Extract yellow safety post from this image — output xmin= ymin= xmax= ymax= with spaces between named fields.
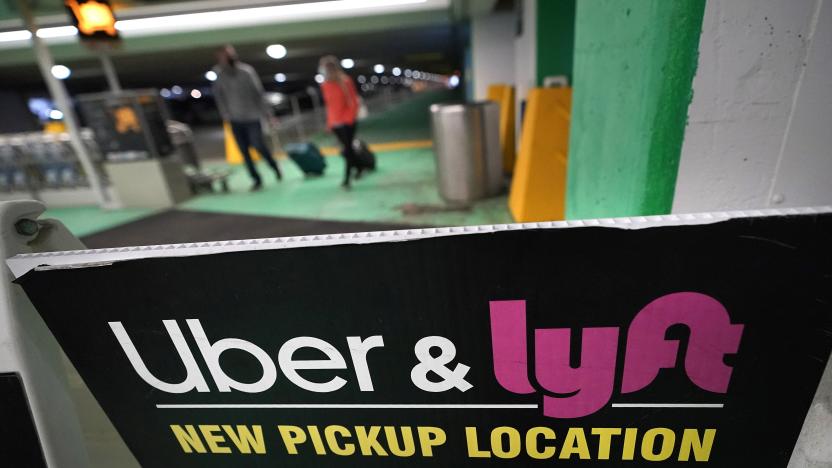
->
xmin=508 ymin=87 xmax=572 ymax=222
xmin=223 ymin=121 xmax=261 ymax=164
xmin=486 ymin=84 xmax=516 ymax=173
xmin=43 ymin=121 xmax=67 ymax=133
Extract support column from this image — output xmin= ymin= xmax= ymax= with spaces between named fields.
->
xmin=470 ymin=11 xmax=515 ymax=101
xmin=18 ymin=0 xmax=109 ymax=207
xmin=99 ymin=53 xmax=122 ymax=93
xmin=673 ymin=0 xmax=832 ymax=212
xmin=565 ymin=0 xmax=705 ymax=219
xmin=536 ymin=0 xmax=575 ymax=85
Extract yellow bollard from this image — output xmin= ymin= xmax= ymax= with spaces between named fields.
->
xmin=508 ymin=87 xmax=572 ymax=222
xmin=43 ymin=121 xmax=67 ymax=133
xmin=223 ymin=121 xmax=261 ymax=165
xmin=486 ymin=84 xmax=516 ymax=174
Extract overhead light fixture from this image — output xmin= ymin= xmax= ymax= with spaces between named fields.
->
xmin=404 ymin=69 xmax=412 ymax=77
xmin=340 ymin=58 xmax=355 ymax=69
xmin=160 ymin=88 xmax=172 ymax=98
xmin=373 ymin=64 xmax=385 ymax=74
xmin=204 ymin=70 xmax=217 ymax=81
xmin=114 ymin=0 xmax=429 ymax=33
xmin=171 ymin=85 xmax=183 ymax=95
xmin=0 ymin=25 xmax=77 ymax=43
xmin=448 ymin=75 xmax=460 ymax=88
xmin=275 ymin=73 xmax=287 ymax=83
xmin=190 ymin=89 xmax=202 ymax=99
xmin=315 ymin=74 xmax=325 ymax=84
xmin=36 ymin=26 xmax=78 ymax=38
xmin=357 ymin=75 xmax=366 ymax=83
xmin=49 ymin=109 xmax=64 ymax=120
xmin=392 ymin=67 xmax=401 ymax=76
xmin=0 ymin=30 xmax=32 ymax=42
xmin=0 ymin=0 xmax=437 ymax=46
xmin=51 ymin=65 xmax=71 ymax=80
xmin=266 ymin=44 xmax=287 ymax=59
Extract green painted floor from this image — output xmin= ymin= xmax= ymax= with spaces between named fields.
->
xmin=41 ymin=90 xmax=513 ymax=238
xmin=310 ymin=89 xmax=461 ymax=147
xmin=183 ymin=147 xmax=511 ymax=227
xmin=43 ymin=147 xmax=512 ymax=238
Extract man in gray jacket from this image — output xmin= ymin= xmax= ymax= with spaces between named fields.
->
xmin=213 ymin=45 xmax=282 ymax=191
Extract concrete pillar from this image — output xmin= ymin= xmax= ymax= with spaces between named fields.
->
xmin=536 ymin=0 xmax=575 ymax=85
xmin=514 ymin=0 xmax=537 ymax=140
xmin=673 ymin=0 xmax=832 ymax=213
xmin=470 ymin=12 xmax=515 ymax=101
xmin=565 ymin=0 xmax=705 ymax=219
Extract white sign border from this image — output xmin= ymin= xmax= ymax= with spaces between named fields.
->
xmin=6 ymin=206 xmax=831 ymax=280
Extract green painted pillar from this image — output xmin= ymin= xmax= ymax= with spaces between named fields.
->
xmin=565 ymin=0 xmax=705 ymax=219
xmin=536 ymin=0 xmax=576 ymax=85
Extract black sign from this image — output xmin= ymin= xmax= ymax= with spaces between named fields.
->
xmin=16 ymin=213 xmax=832 ymax=466
xmin=78 ymin=92 xmax=173 ymax=160
xmin=0 ymin=373 xmax=47 ymax=468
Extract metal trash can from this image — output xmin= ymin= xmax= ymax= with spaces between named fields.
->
xmin=430 ymin=101 xmax=503 ymax=205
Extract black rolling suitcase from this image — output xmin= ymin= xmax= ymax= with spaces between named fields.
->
xmin=285 ymin=142 xmax=326 ymax=176
xmin=352 ymin=139 xmax=376 ymax=171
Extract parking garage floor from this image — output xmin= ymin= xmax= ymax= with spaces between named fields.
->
xmin=43 ymin=92 xmax=513 ymax=247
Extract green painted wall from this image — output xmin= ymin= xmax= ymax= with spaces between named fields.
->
xmin=536 ymin=0 xmax=575 ymax=84
xmin=565 ymin=0 xmax=705 ymax=219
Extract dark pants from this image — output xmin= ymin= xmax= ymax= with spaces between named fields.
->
xmin=332 ymin=123 xmax=357 ymax=186
xmin=230 ymin=120 xmax=281 ymax=184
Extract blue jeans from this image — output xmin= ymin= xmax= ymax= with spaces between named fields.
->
xmin=230 ymin=120 xmax=280 ymax=183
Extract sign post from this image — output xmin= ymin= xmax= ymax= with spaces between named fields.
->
xmin=99 ymin=53 xmax=122 ymax=93
xmin=16 ymin=0 xmax=109 ymax=207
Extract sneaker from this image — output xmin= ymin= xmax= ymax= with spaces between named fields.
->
xmin=275 ymin=169 xmax=283 ymax=181
xmin=250 ymin=181 xmax=263 ymax=192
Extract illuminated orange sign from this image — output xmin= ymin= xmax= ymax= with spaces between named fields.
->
xmin=113 ymin=106 xmax=140 ymax=133
xmin=65 ymin=0 xmax=120 ymax=41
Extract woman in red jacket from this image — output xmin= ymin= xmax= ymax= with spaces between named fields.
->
xmin=319 ymin=55 xmax=361 ymax=188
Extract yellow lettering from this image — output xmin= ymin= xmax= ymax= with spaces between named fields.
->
xmin=307 ymin=425 xmax=327 ymax=455
xmin=622 ymin=428 xmax=638 ymax=460
xmin=170 ymin=425 xmax=206 ymax=454
xmin=491 ymin=426 xmax=521 ymax=458
xmin=277 ymin=425 xmax=307 ymax=455
xmin=679 ymin=428 xmax=715 ymax=462
xmin=465 ymin=427 xmax=490 ymax=458
xmin=558 ymin=427 xmax=590 ymax=460
xmin=356 ymin=426 xmax=388 ymax=456
xmin=417 ymin=426 xmax=446 ymax=457
xmin=526 ymin=427 xmax=556 ymax=459
xmin=385 ymin=426 xmax=416 ymax=457
xmin=591 ymin=427 xmax=622 ymax=460
xmin=221 ymin=425 xmax=265 ymax=454
xmin=199 ymin=425 xmax=231 ymax=454
xmin=641 ymin=428 xmax=675 ymax=461
xmin=325 ymin=425 xmax=355 ymax=456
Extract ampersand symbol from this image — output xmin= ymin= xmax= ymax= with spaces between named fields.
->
xmin=410 ymin=336 xmax=473 ymax=392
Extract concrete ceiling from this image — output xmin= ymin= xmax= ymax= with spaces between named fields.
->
xmin=0 ymin=0 xmax=488 ymax=94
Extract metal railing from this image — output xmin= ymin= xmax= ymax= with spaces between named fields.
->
xmin=0 ymin=130 xmax=106 ymax=196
